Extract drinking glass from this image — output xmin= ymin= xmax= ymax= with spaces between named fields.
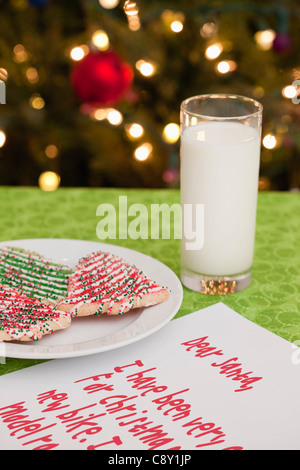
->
xmin=180 ymin=94 xmax=263 ymax=294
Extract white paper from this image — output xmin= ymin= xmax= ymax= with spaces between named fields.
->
xmin=0 ymin=302 xmax=300 ymax=450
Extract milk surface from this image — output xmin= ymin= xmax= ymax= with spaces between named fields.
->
xmin=181 ymin=121 xmax=260 ymax=276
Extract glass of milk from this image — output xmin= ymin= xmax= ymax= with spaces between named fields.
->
xmin=180 ymin=94 xmax=263 ymax=294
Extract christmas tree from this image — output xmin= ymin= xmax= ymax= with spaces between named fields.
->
xmin=0 ymin=0 xmax=299 ymax=191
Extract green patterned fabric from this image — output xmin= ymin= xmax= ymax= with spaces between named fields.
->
xmin=0 ymin=187 xmax=299 ymax=375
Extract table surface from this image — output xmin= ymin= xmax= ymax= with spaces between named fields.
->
xmin=0 ymin=187 xmax=299 ymax=376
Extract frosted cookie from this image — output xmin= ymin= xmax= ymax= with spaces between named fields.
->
xmin=0 ymin=246 xmax=72 ymax=302
xmin=58 ymin=250 xmax=169 ymax=316
xmin=0 ymin=285 xmax=71 ymax=342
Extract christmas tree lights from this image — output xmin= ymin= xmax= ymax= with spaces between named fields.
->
xmin=0 ymin=0 xmax=298 ymax=191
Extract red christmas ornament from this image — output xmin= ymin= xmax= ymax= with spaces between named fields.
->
xmin=71 ymin=51 xmax=133 ymax=106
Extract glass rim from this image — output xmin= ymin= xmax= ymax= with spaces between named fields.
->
xmin=180 ymin=93 xmax=263 ymax=120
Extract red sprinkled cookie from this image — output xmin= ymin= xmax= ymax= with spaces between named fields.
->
xmin=0 ymin=285 xmax=71 ymax=342
xmin=58 ymin=251 xmax=169 ymax=316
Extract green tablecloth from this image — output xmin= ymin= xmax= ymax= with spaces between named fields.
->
xmin=0 ymin=187 xmax=299 ymax=375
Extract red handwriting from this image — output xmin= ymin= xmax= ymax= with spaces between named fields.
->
xmin=0 ymin=397 xmax=123 ymax=450
xmin=181 ymin=336 xmax=263 ymax=392
xmin=36 ymin=391 xmax=123 ymax=450
xmin=37 ymin=390 xmax=70 ymax=412
xmin=75 ymin=360 xmax=243 ymax=450
xmin=0 ymin=357 xmax=245 ymax=450
xmin=0 ymin=402 xmax=59 ymax=450
xmin=182 ymin=336 xmax=224 ymax=358
xmin=55 ymin=403 xmax=105 ymax=443
xmin=126 ymin=367 xmax=192 ymax=421
xmin=99 ymin=394 xmax=180 ymax=450
xmin=182 ymin=416 xmax=227 ymax=448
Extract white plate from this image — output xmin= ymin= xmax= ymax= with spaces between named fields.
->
xmin=0 ymin=239 xmax=183 ymax=360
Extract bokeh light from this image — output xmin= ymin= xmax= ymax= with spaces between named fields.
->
xmin=170 ymin=20 xmax=184 ymax=33
xmin=205 ymin=43 xmax=223 ymax=59
xmin=282 ymin=85 xmax=297 ymax=99
xmin=126 ymin=123 xmax=144 ymax=139
xmin=26 ymin=67 xmax=39 ymax=84
xmin=162 ymin=123 xmax=180 ymax=143
xmin=70 ymin=46 xmax=89 ymax=61
xmin=263 ymin=134 xmax=277 ymax=149
xmin=92 ymin=30 xmax=110 ymax=51
xmin=99 ymin=0 xmax=120 ymax=9
xmin=216 ymin=60 xmax=237 ymax=74
xmin=0 ymin=131 xmax=6 ymax=148
xmin=29 ymin=94 xmax=45 ymax=110
xmin=254 ymin=29 xmax=276 ymax=50
xmin=107 ymin=109 xmax=123 ymax=125
xmin=38 ymin=171 xmax=61 ymax=191
xmin=45 ymin=145 xmax=59 ymax=159
xmin=136 ymin=60 xmax=155 ymax=77
xmin=134 ymin=143 xmax=153 ymax=161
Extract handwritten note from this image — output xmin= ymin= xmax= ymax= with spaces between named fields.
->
xmin=0 ymin=302 xmax=300 ymax=450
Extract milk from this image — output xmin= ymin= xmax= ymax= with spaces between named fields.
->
xmin=181 ymin=121 xmax=261 ymax=276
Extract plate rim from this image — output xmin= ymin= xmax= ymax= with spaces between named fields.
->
xmin=0 ymin=238 xmax=183 ymax=360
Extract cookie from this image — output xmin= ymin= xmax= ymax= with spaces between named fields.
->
xmin=0 ymin=285 xmax=71 ymax=342
xmin=58 ymin=250 xmax=169 ymax=316
xmin=0 ymin=246 xmax=72 ymax=302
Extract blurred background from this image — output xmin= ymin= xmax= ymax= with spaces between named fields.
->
xmin=0 ymin=0 xmax=299 ymax=192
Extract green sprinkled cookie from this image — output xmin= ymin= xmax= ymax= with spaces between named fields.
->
xmin=0 ymin=246 xmax=72 ymax=303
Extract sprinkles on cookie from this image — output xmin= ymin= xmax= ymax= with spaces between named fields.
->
xmin=58 ymin=250 xmax=169 ymax=316
xmin=0 ymin=246 xmax=72 ymax=302
xmin=0 ymin=285 xmax=71 ymax=342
